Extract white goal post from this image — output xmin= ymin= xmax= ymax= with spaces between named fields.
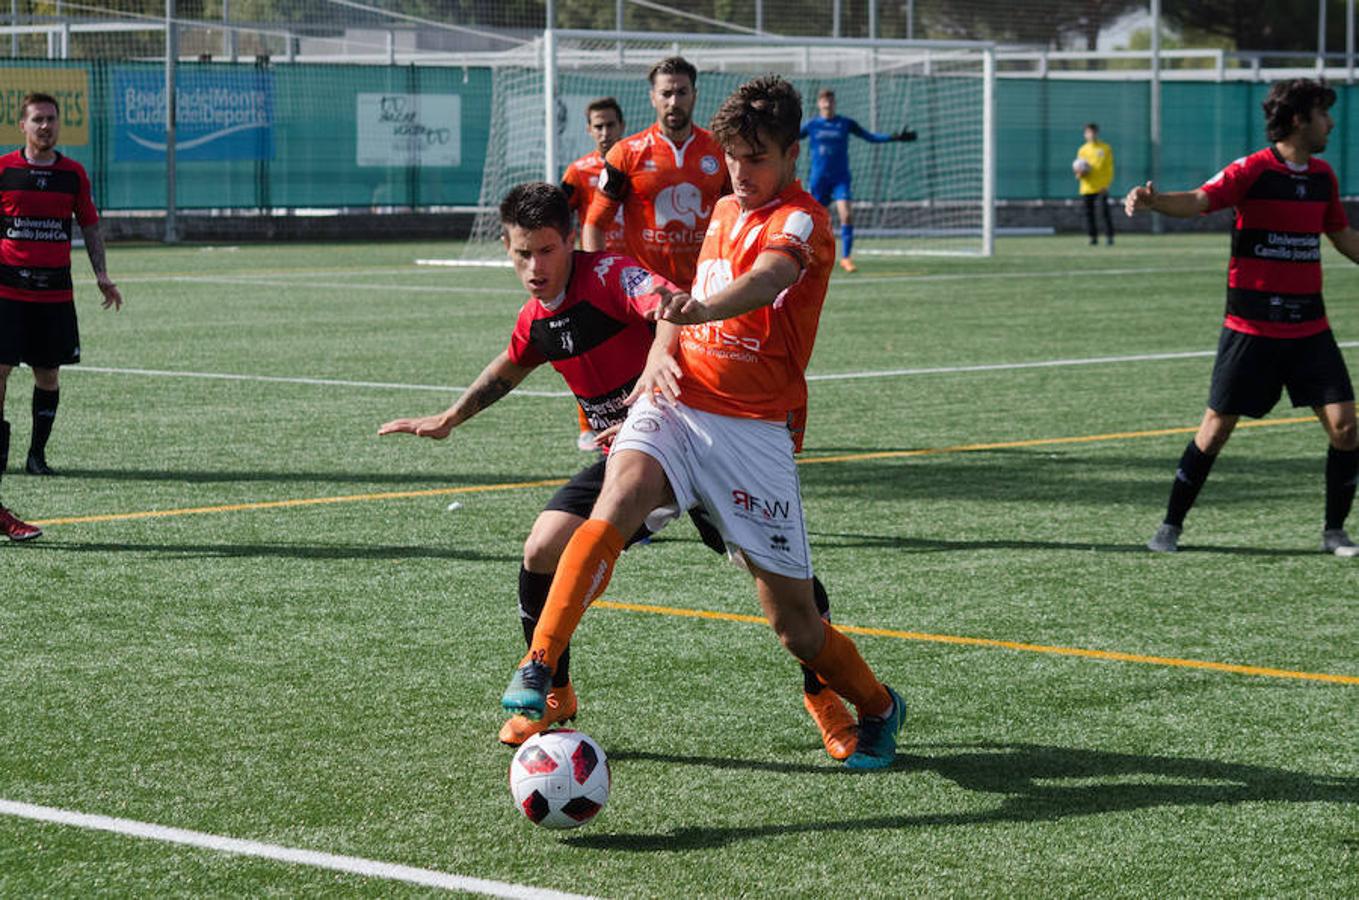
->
xmin=458 ymin=29 xmax=995 ymax=264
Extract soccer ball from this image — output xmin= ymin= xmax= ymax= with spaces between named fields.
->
xmin=508 ymin=730 xmax=610 ymax=829
xmin=1072 ymin=157 xmax=1091 ymax=176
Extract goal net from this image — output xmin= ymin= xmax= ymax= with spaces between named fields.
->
xmin=460 ymin=29 xmax=995 ymax=265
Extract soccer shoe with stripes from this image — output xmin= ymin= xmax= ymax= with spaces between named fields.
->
xmin=1321 ymin=529 xmax=1359 ymax=558
xmin=498 ymin=683 xmax=578 ymax=746
xmin=844 ymin=685 xmax=905 ymax=770
xmin=0 ymin=505 xmax=42 ymax=542
xmin=501 ymin=656 xmax=552 ymax=720
xmin=1146 ymin=523 xmax=1181 ymax=553
xmin=838 ymin=257 xmax=858 ymax=273
xmin=803 ymin=689 xmax=858 ymax=760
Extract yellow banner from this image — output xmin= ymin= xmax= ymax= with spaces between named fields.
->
xmin=0 ymin=68 xmax=90 ymax=146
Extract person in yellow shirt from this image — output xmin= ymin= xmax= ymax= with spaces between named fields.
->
xmin=1074 ymin=122 xmax=1114 ymax=245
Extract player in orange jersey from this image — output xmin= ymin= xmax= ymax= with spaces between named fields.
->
xmin=504 ymin=75 xmax=904 ymax=770
xmin=582 ymin=56 xmax=729 ymax=291
xmin=562 ymin=96 xmax=628 ymax=449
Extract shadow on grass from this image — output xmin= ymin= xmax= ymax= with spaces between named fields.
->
xmin=27 ymin=540 xmax=517 ymax=563
xmin=799 ymin=449 xmax=1324 ymax=507
xmin=572 ymin=741 xmax=1356 ymax=850
xmin=806 ymin=530 xmax=1313 ymax=557
xmin=45 ymin=467 xmax=563 ymax=488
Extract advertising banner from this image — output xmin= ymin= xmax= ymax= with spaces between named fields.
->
xmin=113 ymin=68 xmax=274 ymax=162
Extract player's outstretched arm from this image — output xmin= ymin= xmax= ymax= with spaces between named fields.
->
xmin=1124 ymin=181 xmax=1209 ymax=219
xmin=81 ymin=223 xmax=122 ymax=310
xmin=1326 ymin=227 xmax=1359 ymax=265
xmin=378 ymin=351 xmax=533 ymax=439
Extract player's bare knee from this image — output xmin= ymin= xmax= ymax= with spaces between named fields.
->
xmin=523 ymin=514 xmax=578 ymax=570
xmin=1330 ymin=418 xmax=1358 ymax=450
xmin=31 ymin=367 xmax=59 ymax=391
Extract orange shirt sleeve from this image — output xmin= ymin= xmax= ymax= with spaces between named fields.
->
xmin=584 ymin=144 xmax=627 ymax=229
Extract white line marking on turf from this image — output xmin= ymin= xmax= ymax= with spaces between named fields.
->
xmin=62 ymin=341 xmax=1359 ymax=396
xmin=806 ymin=342 xmax=1359 ymax=381
xmin=0 ymin=799 xmax=595 ymax=899
xmin=70 ymin=366 xmax=573 ymax=398
xmin=110 ymin=274 xmax=521 ymax=296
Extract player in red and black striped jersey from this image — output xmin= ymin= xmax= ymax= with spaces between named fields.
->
xmin=0 ymin=92 xmax=122 ymax=542
xmin=1126 ymin=78 xmax=1359 ymax=556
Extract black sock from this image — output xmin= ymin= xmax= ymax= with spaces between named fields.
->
xmin=1164 ymin=440 xmax=1217 ymax=528
xmin=0 ymin=418 xmax=8 ymax=486
xmin=30 ymin=387 xmax=58 ymax=458
xmin=519 ymin=566 xmax=570 ymax=688
xmin=1325 ymin=446 xmax=1359 ymax=531
xmin=802 ymin=576 xmax=832 ymax=694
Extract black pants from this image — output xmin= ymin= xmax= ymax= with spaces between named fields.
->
xmin=1083 ymin=192 xmax=1114 ymax=242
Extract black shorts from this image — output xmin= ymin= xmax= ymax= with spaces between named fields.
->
xmin=544 ymin=457 xmax=727 ymax=555
xmin=1208 ymin=326 xmax=1354 ymax=418
xmin=0 ymin=298 xmax=81 ymax=368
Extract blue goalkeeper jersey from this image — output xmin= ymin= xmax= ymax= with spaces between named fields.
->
xmin=800 ymin=115 xmax=893 ymax=184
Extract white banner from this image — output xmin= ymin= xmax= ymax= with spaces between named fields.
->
xmin=356 ymin=93 xmax=460 ymax=168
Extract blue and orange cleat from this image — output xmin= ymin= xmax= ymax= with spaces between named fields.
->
xmin=499 ymin=682 xmax=578 ymax=746
xmin=501 ymin=654 xmax=551 ymax=720
xmin=844 ymin=685 xmax=904 ymax=770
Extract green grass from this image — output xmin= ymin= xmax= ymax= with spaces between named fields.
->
xmin=1 ymin=234 xmax=1356 ymax=897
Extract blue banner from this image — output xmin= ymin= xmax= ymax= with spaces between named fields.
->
xmin=113 ymin=68 xmax=274 ymax=162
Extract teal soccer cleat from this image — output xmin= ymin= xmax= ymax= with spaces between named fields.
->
xmin=844 ymin=685 xmax=904 ymax=770
xmin=501 ymin=657 xmax=552 ymax=720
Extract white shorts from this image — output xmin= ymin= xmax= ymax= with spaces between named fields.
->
xmin=613 ymin=393 xmax=812 ymax=579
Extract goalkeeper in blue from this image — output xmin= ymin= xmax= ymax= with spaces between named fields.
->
xmin=800 ymin=87 xmax=916 ymax=272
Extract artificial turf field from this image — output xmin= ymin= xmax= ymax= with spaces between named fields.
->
xmin=0 ymin=233 xmax=1355 ymax=897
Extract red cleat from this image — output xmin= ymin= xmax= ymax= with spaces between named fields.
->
xmin=0 ymin=505 xmax=42 ymax=542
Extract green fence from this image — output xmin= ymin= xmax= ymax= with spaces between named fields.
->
xmin=1 ymin=59 xmax=1353 ymax=212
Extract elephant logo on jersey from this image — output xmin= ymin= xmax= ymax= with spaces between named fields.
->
xmin=653 ymin=182 xmax=711 ymax=228
xmin=692 ymin=258 xmax=733 ymax=302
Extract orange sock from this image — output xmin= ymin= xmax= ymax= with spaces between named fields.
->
xmin=528 ymin=519 xmax=625 ymax=672
xmin=806 ymin=622 xmax=891 ymax=718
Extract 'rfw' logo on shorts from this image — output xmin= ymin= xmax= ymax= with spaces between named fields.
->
xmin=653 ymin=182 xmax=710 ymax=228
xmin=732 ymin=489 xmax=791 ymax=520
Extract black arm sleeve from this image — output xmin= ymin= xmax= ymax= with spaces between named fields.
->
xmin=598 ymin=162 xmax=631 ymax=202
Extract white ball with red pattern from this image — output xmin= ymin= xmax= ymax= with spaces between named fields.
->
xmin=508 ymin=729 xmax=610 ymax=829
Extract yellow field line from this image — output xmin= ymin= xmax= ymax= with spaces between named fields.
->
xmin=30 ymin=416 xmax=1315 ymax=527
xmin=798 ymin=415 xmax=1315 ymax=465
xmin=594 ymin=600 xmax=1359 ymax=686
xmin=31 ymin=478 xmax=570 ymax=526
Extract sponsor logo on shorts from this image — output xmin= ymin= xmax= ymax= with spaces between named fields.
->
xmin=631 ymin=414 xmax=662 ymax=433
xmin=770 ymin=534 xmax=790 ymax=552
xmin=700 ymin=154 xmax=719 ymax=175
xmin=731 ymin=488 xmax=791 ymax=520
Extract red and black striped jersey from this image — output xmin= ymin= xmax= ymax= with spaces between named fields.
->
xmin=0 ymin=149 xmax=98 ymax=304
xmin=1200 ymin=147 xmax=1347 ymax=338
xmin=506 ymin=251 xmax=678 ymax=432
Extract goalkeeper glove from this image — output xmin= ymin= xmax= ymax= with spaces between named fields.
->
xmin=893 ymin=128 xmax=918 ymax=142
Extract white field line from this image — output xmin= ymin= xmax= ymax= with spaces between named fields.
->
xmin=0 ymin=799 xmax=595 ymax=899
xmin=106 ymin=274 xmax=521 ymax=296
xmin=69 ymin=366 xmax=573 ymax=398
xmin=806 ymin=342 xmax=1358 ymax=381
xmin=66 ymin=341 xmax=1359 ymax=396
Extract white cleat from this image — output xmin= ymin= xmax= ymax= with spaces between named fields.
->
xmin=1146 ymin=523 xmax=1181 ymax=553
xmin=1321 ymin=529 xmax=1359 ymax=558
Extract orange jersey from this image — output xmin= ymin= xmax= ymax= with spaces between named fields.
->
xmin=677 ymin=181 xmax=834 ymax=425
xmin=562 ymin=151 xmax=625 ymax=254
xmin=585 ymin=123 xmax=729 ymax=290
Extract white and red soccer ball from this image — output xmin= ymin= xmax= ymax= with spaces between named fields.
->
xmin=508 ymin=730 xmax=610 ymax=829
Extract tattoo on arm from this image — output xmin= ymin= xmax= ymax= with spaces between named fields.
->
xmin=83 ymin=224 xmax=108 ymax=277
xmin=467 ymin=375 xmax=514 ymax=413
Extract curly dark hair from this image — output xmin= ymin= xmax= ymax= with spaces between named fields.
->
xmin=499 ymin=182 xmax=572 ymax=240
xmin=710 ymin=75 xmax=802 ymax=153
xmin=1263 ymin=78 xmax=1336 ymax=142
